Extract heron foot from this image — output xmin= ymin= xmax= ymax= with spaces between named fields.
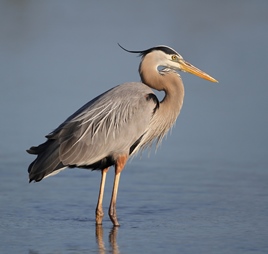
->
xmin=96 ymin=209 xmax=104 ymax=225
xmin=109 ymin=207 xmax=120 ymax=226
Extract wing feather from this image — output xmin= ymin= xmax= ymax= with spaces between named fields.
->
xmin=49 ymin=82 xmax=156 ymax=167
xmin=28 ymin=82 xmax=159 ymax=181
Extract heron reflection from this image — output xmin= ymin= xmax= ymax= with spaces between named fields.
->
xmin=96 ymin=225 xmax=119 ymax=254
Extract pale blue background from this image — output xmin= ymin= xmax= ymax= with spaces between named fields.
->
xmin=0 ymin=1 xmax=267 ymax=253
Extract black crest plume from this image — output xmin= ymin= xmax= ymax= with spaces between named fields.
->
xmin=118 ymin=43 xmax=179 ymax=57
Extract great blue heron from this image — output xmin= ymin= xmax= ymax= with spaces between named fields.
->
xmin=27 ymin=44 xmax=218 ymax=226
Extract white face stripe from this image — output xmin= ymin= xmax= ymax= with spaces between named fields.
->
xmin=154 ymin=45 xmax=183 ymax=59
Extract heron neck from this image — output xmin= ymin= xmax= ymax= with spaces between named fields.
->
xmin=140 ymin=62 xmax=185 ymax=119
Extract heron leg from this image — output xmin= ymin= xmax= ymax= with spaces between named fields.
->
xmin=96 ymin=167 xmax=109 ymax=225
xmin=109 ymin=155 xmax=128 ymax=226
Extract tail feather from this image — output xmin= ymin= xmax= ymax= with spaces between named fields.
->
xmin=27 ymin=141 xmax=50 ymax=155
xmin=27 ymin=139 xmax=66 ymax=182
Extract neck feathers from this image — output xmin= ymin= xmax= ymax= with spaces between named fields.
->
xmin=138 ymin=53 xmax=185 ymax=148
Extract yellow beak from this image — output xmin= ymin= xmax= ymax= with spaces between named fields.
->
xmin=179 ymin=59 xmax=218 ymax=83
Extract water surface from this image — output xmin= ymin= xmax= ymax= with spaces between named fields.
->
xmin=1 ymin=1 xmax=268 ymax=253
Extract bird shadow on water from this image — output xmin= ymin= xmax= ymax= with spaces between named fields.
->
xmin=95 ymin=225 xmax=120 ymax=254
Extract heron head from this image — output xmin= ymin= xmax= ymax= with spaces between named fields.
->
xmin=118 ymin=43 xmax=218 ymax=83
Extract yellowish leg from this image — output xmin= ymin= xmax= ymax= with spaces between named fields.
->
xmin=109 ymin=172 xmax=121 ymax=226
xmin=96 ymin=168 xmax=109 ymax=225
xmin=108 ymin=155 xmax=128 ymax=226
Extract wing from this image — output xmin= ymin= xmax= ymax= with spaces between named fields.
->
xmin=46 ymin=82 xmax=158 ymax=167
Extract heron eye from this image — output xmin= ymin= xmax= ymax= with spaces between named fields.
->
xmin=171 ymin=55 xmax=177 ymax=60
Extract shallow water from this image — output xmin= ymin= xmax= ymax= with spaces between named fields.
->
xmin=1 ymin=1 xmax=268 ymax=253
xmin=1 ymin=158 xmax=268 ymax=253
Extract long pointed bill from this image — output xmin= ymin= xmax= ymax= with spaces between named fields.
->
xmin=179 ymin=59 xmax=218 ymax=83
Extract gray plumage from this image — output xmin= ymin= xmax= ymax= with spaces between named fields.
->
xmin=27 ymin=44 xmax=218 ymax=226
xmin=28 ymin=83 xmax=156 ymax=181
